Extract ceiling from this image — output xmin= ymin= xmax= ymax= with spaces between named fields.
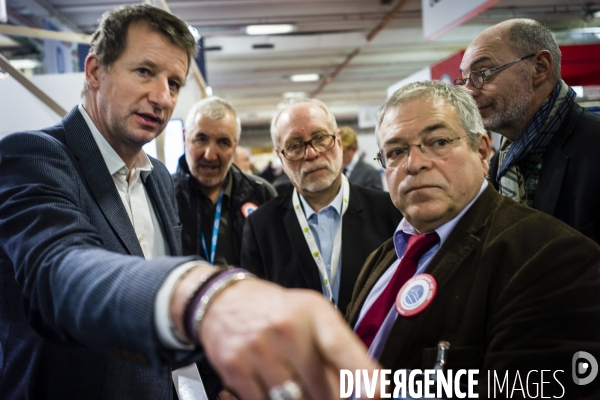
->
xmin=2 ymin=0 xmax=600 ymax=144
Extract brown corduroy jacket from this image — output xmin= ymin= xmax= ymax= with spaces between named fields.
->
xmin=347 ymin=183 xmax=600 ymax=398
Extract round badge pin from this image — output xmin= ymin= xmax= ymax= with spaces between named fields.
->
xmin=396 ymin=273 xmax=437 ymax=317
xmin=241 ymin=202 xmax=259 ymax=218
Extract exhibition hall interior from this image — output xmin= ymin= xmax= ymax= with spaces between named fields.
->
xmin=1 ymin=0 xmax=600 ymax=169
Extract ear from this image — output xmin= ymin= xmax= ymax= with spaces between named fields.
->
xmin=85 ymin=54 xmax=102 ymax=91
xmin=476 ymin=133 xmax=492 ymax=176
xmin=531 ymin=50 xmax=553 ymax=87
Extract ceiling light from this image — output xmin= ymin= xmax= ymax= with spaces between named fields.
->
xmin=245 ymin=24 xmax=295 ymax=35
xmin=283 ymin=91 xmax=307 ymax=99
xmin=205 ymin=86 xmax=213 ymax=96
xmin=290 ymin=73 xmax=319 ymax=82
xmin=9 ymin=59 xmax=42 ymax=69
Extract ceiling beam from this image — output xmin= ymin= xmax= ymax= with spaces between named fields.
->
xmin=0 ymin=52 xmax=67 ymax=117
xmin=0 ymin=24 xmax=91 ymax=43
xmin=310 ymin=0 xmax=410 ymax=98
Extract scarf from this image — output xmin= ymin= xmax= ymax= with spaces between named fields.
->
xmin=497 ymin=80 xmax=576 ymax=205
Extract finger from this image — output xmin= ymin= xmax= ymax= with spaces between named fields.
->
xmin=270 ymin=291 xmax=339 ymax=400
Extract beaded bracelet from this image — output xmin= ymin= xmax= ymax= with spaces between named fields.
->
xmin=185 ymin=268 xmax=255 ymax=345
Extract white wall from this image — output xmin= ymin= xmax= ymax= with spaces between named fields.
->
xmin=0 ymin=72 xmax=203 ymax=139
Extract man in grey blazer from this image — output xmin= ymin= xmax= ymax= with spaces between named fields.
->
xmin=340 ymin=126 xmax=384 ymax=190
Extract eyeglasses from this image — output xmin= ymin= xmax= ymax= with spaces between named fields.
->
xmin=280 ymin=133 xmax=336 ymax=161
xmin=375 ymin=136 xmax=464 ymax=169
xmin=454 ymin=53 xmax=536 ymax=89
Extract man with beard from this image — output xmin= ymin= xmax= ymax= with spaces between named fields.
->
xmin=457 ymin=18 xmax=600 ymax=244
xmin=174 ymin=97 xmax=276 ymax=267
xmin=240 ymin=98 xmax=401 ymax=315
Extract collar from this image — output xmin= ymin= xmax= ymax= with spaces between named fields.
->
xmin=223 ymin=170 xmax=233 ymax=200
xmin=393 ymin=179 xmax=488 ymax=258
xmin=78 ymin=104 xmax=153 ymax=181
xmin=298 ymin=177 xmax=344 ymax=219
xmin=345 ymin=153 xmax=360 ymax=175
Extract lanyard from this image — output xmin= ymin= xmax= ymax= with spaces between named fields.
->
xmin=292 ymin=175 xmax=350 ymax=303
xmin=201 ymin=188 xmax=224 ymax=265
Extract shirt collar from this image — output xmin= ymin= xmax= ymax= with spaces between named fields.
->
xmin=78 ymin=104 xmax=153 ymax=181
xmin=393 ymin=179 xmax=488 ymax=258
xmin=345 ymin=153 xmax=360 ymax=175
xmin=298 ymin=177 xmax=345 ymax=219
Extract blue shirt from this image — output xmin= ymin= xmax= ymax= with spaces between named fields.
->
xmin=354 ymin=180 xmax=488 ymax=361
xmin=298 ymin=182 xmax=344 ymax=305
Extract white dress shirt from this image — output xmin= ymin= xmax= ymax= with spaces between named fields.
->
xmin=78 ymin=105 xmax=195 ymax=349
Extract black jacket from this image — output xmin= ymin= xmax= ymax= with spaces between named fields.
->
xmin=173 ymin=155 xmax=276 ymax=266
xmin=489 ymin=102 xmax=600 ymax=244
xmin=172 ymin=156 xmax=276 ymax=399
xmin=241 ymin=183 xmax=402 ymax=315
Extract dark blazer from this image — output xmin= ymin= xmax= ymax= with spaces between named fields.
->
xmin=348 ymin=158 xmax=383 ymax=190
xmin=0 ymin=107 xmax=202 ymax=400
xmin=489 ymin=102 xmax=600 ymax=244
xmin=347 ymin=184 xmax=600 ymax=398
xmin=241 ymin=183 xmax=402 ymax=315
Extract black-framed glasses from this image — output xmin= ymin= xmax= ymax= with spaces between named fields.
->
xmin=454 ymin=53 xmax=536 ymax=89
xmin=280 ymin=133 xmax=336 ymax=161
xmin=374 ymin=136 xmax=464 ymax=169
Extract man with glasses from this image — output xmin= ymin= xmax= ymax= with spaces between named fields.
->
xmin=457 ymin=18 xmax=600 ymax=244
xmin=344 ymin=80 xmax=600 ymax=398
xmin=240 ymin=98 xmax=401 ymax=315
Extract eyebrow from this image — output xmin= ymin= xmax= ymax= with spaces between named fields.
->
xmin=382 ymin=122 xmax=451 ymax=146
xmin=460 ymin=55 xmax=493 ymax=73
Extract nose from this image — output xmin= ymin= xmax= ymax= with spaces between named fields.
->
xmin=202 ymin=141 xmax=219 ymax=161
xmin=304 ymin=143 xmax=320 ymax=160
xmin=404 ymin=144 xmax=431 ymax=175
xmin=148 ymin=78 xmax=173 ymax=111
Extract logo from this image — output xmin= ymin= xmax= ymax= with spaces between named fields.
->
xmin=241 ymin=202 xmax=258 ymax=218
xmin=396 ymin=274 xmax=437 ymax=317
xmin=572 ymin=351 xmax=598 ymax=385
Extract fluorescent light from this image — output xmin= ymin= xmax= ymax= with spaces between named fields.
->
xmin=245 ymin=24 xmax=295 ymax=35
xmin=290 ymin=73 xmax=319 ymax=82
xmin=283 ymin=91 xmax=307 ymax=99
xmin=10 ymin=59 xmax=42 ymax=69
xmin=205 ymin=86 xmax=213 ymax=96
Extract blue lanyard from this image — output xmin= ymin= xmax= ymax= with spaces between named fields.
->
xmin=201 ymin=188 xmax=224 ymax=265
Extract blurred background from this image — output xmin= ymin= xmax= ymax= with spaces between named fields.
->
xmin=1 ymin=0 xmax=600 ymax=173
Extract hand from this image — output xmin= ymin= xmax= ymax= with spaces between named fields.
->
xmin=198 ymin=278 xmax=380 ymax=400
xmin=217 ymin=388 xmax=238 ymax=400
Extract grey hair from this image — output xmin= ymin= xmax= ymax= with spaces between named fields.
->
xmin=506 ymin=19 xmax=561 ymax=82
xmin=375 ymin=80 xmax=486 ymax=149
xmin=185 ymin=96 xmax=242 ymax=142
xmin=270 ymin=98 xmax=338 ymax=148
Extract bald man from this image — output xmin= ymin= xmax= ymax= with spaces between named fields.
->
xmin=458 ymin=18 xmax=600 ymax=244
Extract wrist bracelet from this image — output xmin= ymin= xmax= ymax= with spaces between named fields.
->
xmin=182 ymin=267 xmax=226 ymax=343
xmin=186 ymin=268 xmax=255 ymax=345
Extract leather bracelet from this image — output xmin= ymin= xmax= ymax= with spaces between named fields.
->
xmin=186 ymin=268 xmax=255 ymax=345
xmin=182 ymin=267 xmax=226 ymax=344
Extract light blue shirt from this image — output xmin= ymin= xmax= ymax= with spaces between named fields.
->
xmin=298 ymin=182 xmax=344 ymax=305
xmin=354 ymin=180 xmax=488 ymax=361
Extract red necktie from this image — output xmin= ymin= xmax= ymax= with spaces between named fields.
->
xmin=355 ymin=232 xmax=440 ymax=348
